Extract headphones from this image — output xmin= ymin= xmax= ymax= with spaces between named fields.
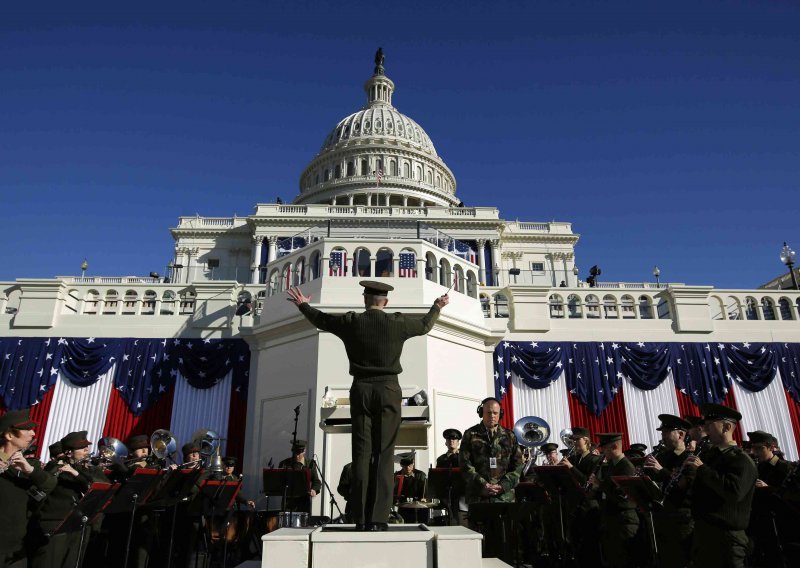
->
xmin=476 ymin=397 xmax=504 ymax=419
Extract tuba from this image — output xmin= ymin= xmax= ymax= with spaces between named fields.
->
xmin=513 ymin=416 xmax=551 ymax=475
xmin=151 ymin=429 xmax=178 ymax=462
xmin=560 ymin=428 xmax=576 ymax=459
xmin=96 ymin=437 xmax=129 ymax=467
xmin=191 ymin=428 xmax=224 ymax=473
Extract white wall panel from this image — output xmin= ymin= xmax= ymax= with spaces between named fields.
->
xmin=733 ymin=372 xmax=797 ymax=461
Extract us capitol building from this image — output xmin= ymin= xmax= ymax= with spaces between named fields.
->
xmin=2 ymin=52 xmax=799 ymax=509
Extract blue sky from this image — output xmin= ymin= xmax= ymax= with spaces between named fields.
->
xmin=1 ymin=0 xmax=798 ymax=288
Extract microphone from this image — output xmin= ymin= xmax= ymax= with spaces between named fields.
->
xmin=294 ymin=403 xmax=302 ymax=414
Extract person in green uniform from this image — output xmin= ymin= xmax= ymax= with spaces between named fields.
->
xmin=684 ymin=403 xmax=757 ymax=568
xmin=436 ymin=429 xmax=462 ymax=469
xmin=337 ymin=462 xmax=354 ymax=522
xmin=587 ymin=432 xmax=639 ymax=567
xmin=30 ymin=431 xmax=110 ymax=568
xmin=0 ymin=409 xmax=56 ymax=568
xmin=643 ymin=413 xmax=695 ymax=568
xmin=278 ymin=440 xmax=321 ymax=513
xmin=394 ymin=452 xmax=426 ymax=501
xmin=287 ymin=282 xmax=447 ymax=531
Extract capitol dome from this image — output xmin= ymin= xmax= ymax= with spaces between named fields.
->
xmin=295 ymin=52 xmax=458 ymax=207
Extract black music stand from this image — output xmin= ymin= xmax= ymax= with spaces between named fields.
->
xmin=105 ymin=469 xmax=164 ymax=568
xmin=613 ymin=475 xmax=664 ymax=567
xmin=192 ymin=480 xmax=241 ymax=568
xmin=263 ymin=468 xmax=310 ymax=517
xmin=533 ymin=465 xmax=583 ymax=561
xmin=148 ymin=468 xmax=203 ymax=568
xmin=52 ymin=482 xmax=118 ymax=568
xmin=428 ymin=467 xmax=463 ymax=525
xmin=468 ymin=502 xmax=516 ymax=565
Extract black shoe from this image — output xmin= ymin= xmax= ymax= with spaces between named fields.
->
xmin=354 ymin=523 xmax=367 ymax=531
xmin=368 ymin=522 xmax=389 ymax=531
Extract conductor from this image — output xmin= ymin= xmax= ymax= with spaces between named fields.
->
xmin=288 ymin=281 xmax=448 ymax=530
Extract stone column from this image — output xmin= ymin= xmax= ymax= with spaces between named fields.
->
xmin=184 ymin=248 xmax=193 ymax=283
xmin=490 ymin=240 xmax=501 ymax=287
xmin=370 ymin=256 xmax=376 ymax=278
xmin=477 ymin=239 xmax=487 ymax=284
xmin=268 ymin=236 xmax=279 ymax=267
xmin=251 ymin=236 xmax=263 ymax=284
xmin=349 ymin=194 xmax=354 ymax=206
xmin=403 ymin=196 xmax=408 ymax=206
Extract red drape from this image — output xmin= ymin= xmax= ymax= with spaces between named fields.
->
xmin=226 ymin=391 xmax=247 ymax=465
xmin=499 ymin=383 xmax=515 ymax=431
xmin=102 ymin=385 xmax=176 ymax=443
xmin=784 ymin=389 xmax=800 ymax=457
xmin=567 ymin=383 xmax=630 ymax=449
xmin=30 ymin=387 xmax=56 ymax=459
xmin=674 ymin=387 xmax=742 ymax=444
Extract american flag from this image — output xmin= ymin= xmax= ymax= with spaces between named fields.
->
xmin=329 ymin=251 xmax=347 ymax=276
xmin=452 ymin=240 xmax=478 ymax=265
xmin=376 ymin=168 xmax=383 ymax=186
xmin=399 ymin=252 xmax=417 ymax=277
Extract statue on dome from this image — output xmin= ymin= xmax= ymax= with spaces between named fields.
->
xmin=374 ymin=47 xmax=385 ymax=74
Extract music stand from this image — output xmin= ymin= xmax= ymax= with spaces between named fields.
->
xmin=192 ymin=480 xmax=241 ymax=567
xmin=52 ymin=482 xmax=118 ymax=568
xmin=468 ymin=502 xmax=516 ymax=565
xmin=533 ymin=465 xmax=583 ymax=561
xmin=147 ymin=468 xmax=204 ymax=568
xmin=262 ymin=468 xmax=310 ymax=514
xmin=613 ymin=475 xmax=664 ymax=566
xmin=427 ymin=467 xmax=463 ymax=525
xmin=104 ymin=469 xmax=164 ymax=568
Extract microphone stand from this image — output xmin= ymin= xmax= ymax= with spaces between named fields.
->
xmin=312 ymin=454 xmax=344 ymax=522
xmin=282 ymin=405 xmax=301 ymax=523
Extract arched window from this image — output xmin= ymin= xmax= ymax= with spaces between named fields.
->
xmin=122 ymin=290 xmax=138 ymax=315
xmin=282 ymin=264 xmax=292 ymax=290
xmin=745 ymin=297 xmax=759 ymax=320
xmin=103 ymin=290 xmax=119 ymax=314
xmin=708 ymin=296 xmax=725 ymax=320
xmin=354 ymin=248 xmax=371 ymax=277
xmin=567 ymin=294 xmax=582 ymax=318
xmin=310 ymin=251 xmax=321 ymax=280
xmin=161 ymin=291 xmax=176 ymax=314
xmin=294 ymin=257 xmax=305 ymax=285
xmin=315 ymin=173 xmax=319 ymax=185
xmin=84 ymin=290 xmax=100 ymax=315
xmin=603 ymin=295 xmax=618 ymax=318
xmin=761 ymin=297 xmax=776 ymax=320
xmin=415 ymin=166 xmax=422 ymax=180
xmin=179 ymin=290 xmax=196 ymax=315
xmin=268 ymin=269 xmax=280 ymax=294
xmin=425 ymin=171 xmax=432 ymax=184
xmin=549 ymin=294 xmax=565 ymax=319
xmin=466 ymin=271 xmax=478 ymax=298
xmin=376 ymin=160 xmax=383 ymax=173
xmin=425 ymin=252 xmax=437 ymax=282
xmin=435 ymin=174 xmax=441 ymax=188
xmin=389 ymin=160 xmax=397 ymax=176
xmin=453 ymin=265 xmax=465 ymax=293
xmin=439 ymin=258 xmax=452 ymax=288
xmin=324 ymin=168 xmax=330 ymax=181
xmin=639 ymin=295 xmax=654 ymax=319
xmin=329 ymin=248 xmax=347 ymax=277
xmin=361 ymin=159 xmax=369 ymax=175
xmin=142 ymin=290 xmax=157 ymax=315
xmin=334 ymin=164 xmax=341 ymax=179
xmin=346 ymin=162 xmax=355 ymax=176
xmin=403 ymin=162 xmax=411 ymax=178
xmin=585 ymin=295 xmax=600 ymax=318
xmin=621 ymin=295 xmax=635 ymax=318
xmin=726 ymin=296 xmax=742 ymax=320
xmin=376 ymin=249 xmax=393 ymax=277
xmin=779 ymin=298 xmax=794 ymax=320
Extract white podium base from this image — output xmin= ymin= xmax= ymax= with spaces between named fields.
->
xmin=260 ymin=524 xmax=506 ymax=568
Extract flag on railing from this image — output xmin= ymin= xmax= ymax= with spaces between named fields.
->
xmin=399 ymin=252 xmax=417 ymax=277
xmin=452 ymin=240 xmax=478 ymax=264
xmin=329 ymin=251 xmax=347 ymax=277
xmin=277 ymin=237 xmax=306 ymax=258
xmin=376 ymin=168 xmax=383 ymax=186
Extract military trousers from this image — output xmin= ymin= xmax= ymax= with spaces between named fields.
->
xmin=349 ymin=378 xmax=402 ymax=524
xmin=691 ymin=518 xmax=748 ymax=568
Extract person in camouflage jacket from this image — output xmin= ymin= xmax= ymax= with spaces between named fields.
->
xmin=459 ymin=397 xmax=523 ymax=504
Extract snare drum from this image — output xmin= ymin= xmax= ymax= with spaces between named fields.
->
xmin=278 ymin=511 xmax=308 ymax=528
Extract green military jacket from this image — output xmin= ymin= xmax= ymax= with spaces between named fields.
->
xmin=0 ymin=454 xmax=57 ymax=555
xmin=459 ymin=423 xmax=523 ymax=504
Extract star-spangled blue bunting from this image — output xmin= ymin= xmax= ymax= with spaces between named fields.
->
xmin=0 ymin=337 xmax=251 ymax=414
xmin=494 ymin=341 xmax=800 ymax=414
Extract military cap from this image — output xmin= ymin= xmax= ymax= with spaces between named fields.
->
xmin=127 ymin=434 xmax=149 ymax=451
xmin=657 ymin=414 xmax=692 ymax=431
xmin=442 ymin=428 xmax=462 ymax=440
xmin=541 ymin=442 xmax=559 ymax=453
xmin=559 ymin=448 xmax=571 ymax=456
xmin=182 ymin=441 xmax=200 ymax=456
xmin=359 ymin=280 xmax=394 ymax=297
xmin=570 ymin=426 xmax=590 ymax=439
xmin=596 ymin=433 xmax=623 ymax=447
xmin=747 ymin=430 xmax=775 ymax=445
xmin=61 ymin=431 xmax=92 ymax=450
xmin=49 ymin=441 xmax=63 ymax=457
xmin=629 ymin=443 xmax=648 ymax=453
xmin=683 ymin=415 xmax=704 ymax=427
xmin=0 ymin=409 xmax=36 ymax=432
xmin=699 ymin=403 xmax=742 ymax=423
xmin=291 ymin=439 xmax=307 ymax=451
xmin=625 ymin=448 xmax=646 ymax=459
xmin=397 ymin=451 xmax=415 ymax=466
xmin=223 ymin=456 xmax=238 ymax=466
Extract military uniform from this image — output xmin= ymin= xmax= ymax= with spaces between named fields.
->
xmin=278 ymin=451 xmax=322 ymax=513
xmin=690 ymin=404 xmax=757 ymax=568
xmin=394 ymin=467 xmax=427 ymax=501
xmin=0 ymin=410 xmax=57 ymax=567
xmin=436 ymin=452 xmax=459 ymax=469
xmin=295 ymin=281 xmax=441 ymax=526
xmin=563 ymin=427 xmax=602 ymax=564
xmin=337 ymin=462 xmax=354 ymax=521
xmin=459 ymin=422 xmax=523 ymax=504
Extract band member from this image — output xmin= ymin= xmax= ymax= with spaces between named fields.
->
xmin=0 ymin=409 xmax=56 ymax=567
xmin=684 ymin=415 xmax=706 ymax=453
xmin=624 ymin=442 xmax=647 ymax=461
xmin=749 ymin=430 xmax=791 ymax=488
xmin=222 ymin=457 xmax=256 ymax=508
xmin=684 ymin=403 xmax=757 ymax=568
xmin=394 ymin=452 xmax=426 ymax=501
xmin=47 ymin=441 xmax=64 ymax=466
xmin=278 ymin=440 xmax=321 ymax=513
xmin=540 ymin=442 xmax=560 ymax=465
xmin=182 ymin=441 xmax=203 ymax=469
xmin=337 ymin=462 xmax=354 ymax=522
xmin=287 ymin=283 xmax=447 ymax=531
xmin=126 ymin=434 xmax=151 ymax=469
xmin=644 ymin=413 xmax=694 ymax=568
xmin=30 ymin=431 xmax=110 ymax=568
xmin=587 ymin=433 xmax=639 ymax=567
xmin=560 ymin=426 xmax=602 ymax=564
xmin=436 ymin=429 xmax=462 ymax=468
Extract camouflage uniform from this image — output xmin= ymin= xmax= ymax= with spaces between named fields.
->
xmin=459 ymin=423 xmax=523 ymax=504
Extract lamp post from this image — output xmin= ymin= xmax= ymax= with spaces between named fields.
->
xmin=572 ymin=265 xmax=579 ymax=287
xmin=80 ymin=259 xmax=88 ymax=278
xmin=780 ymin=242 xmax=799 ymax=290
xmin=653 ymin=266 xmax=661 ymax=286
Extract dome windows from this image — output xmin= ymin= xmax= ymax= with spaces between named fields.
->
xmin=346 ymin=162 xmax=355 ymax=176
xmin=361 ymin=159 xmax=369 ymax=175
xmin=334 ymin=165 xmax=341 ymax=179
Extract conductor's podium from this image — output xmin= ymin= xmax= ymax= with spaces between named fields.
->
xmin=260 ymin=525 xmax=507 ymax=568
xmin=319 ymin=404 xmax=430 ymax=447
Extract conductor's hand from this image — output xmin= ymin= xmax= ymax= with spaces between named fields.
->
xmin=434 ymin=294 xmax=449 ymax=310
xmin=287 ymin=287 xmax=312 ymax=307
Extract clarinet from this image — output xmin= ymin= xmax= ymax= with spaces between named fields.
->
xmin=662 ymin=438 xmax=710 ymax=499
xmin=636 ymin=441 xmax=665 ymax=476
xmin=583 ymin=455 xmax=607 ymax=492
